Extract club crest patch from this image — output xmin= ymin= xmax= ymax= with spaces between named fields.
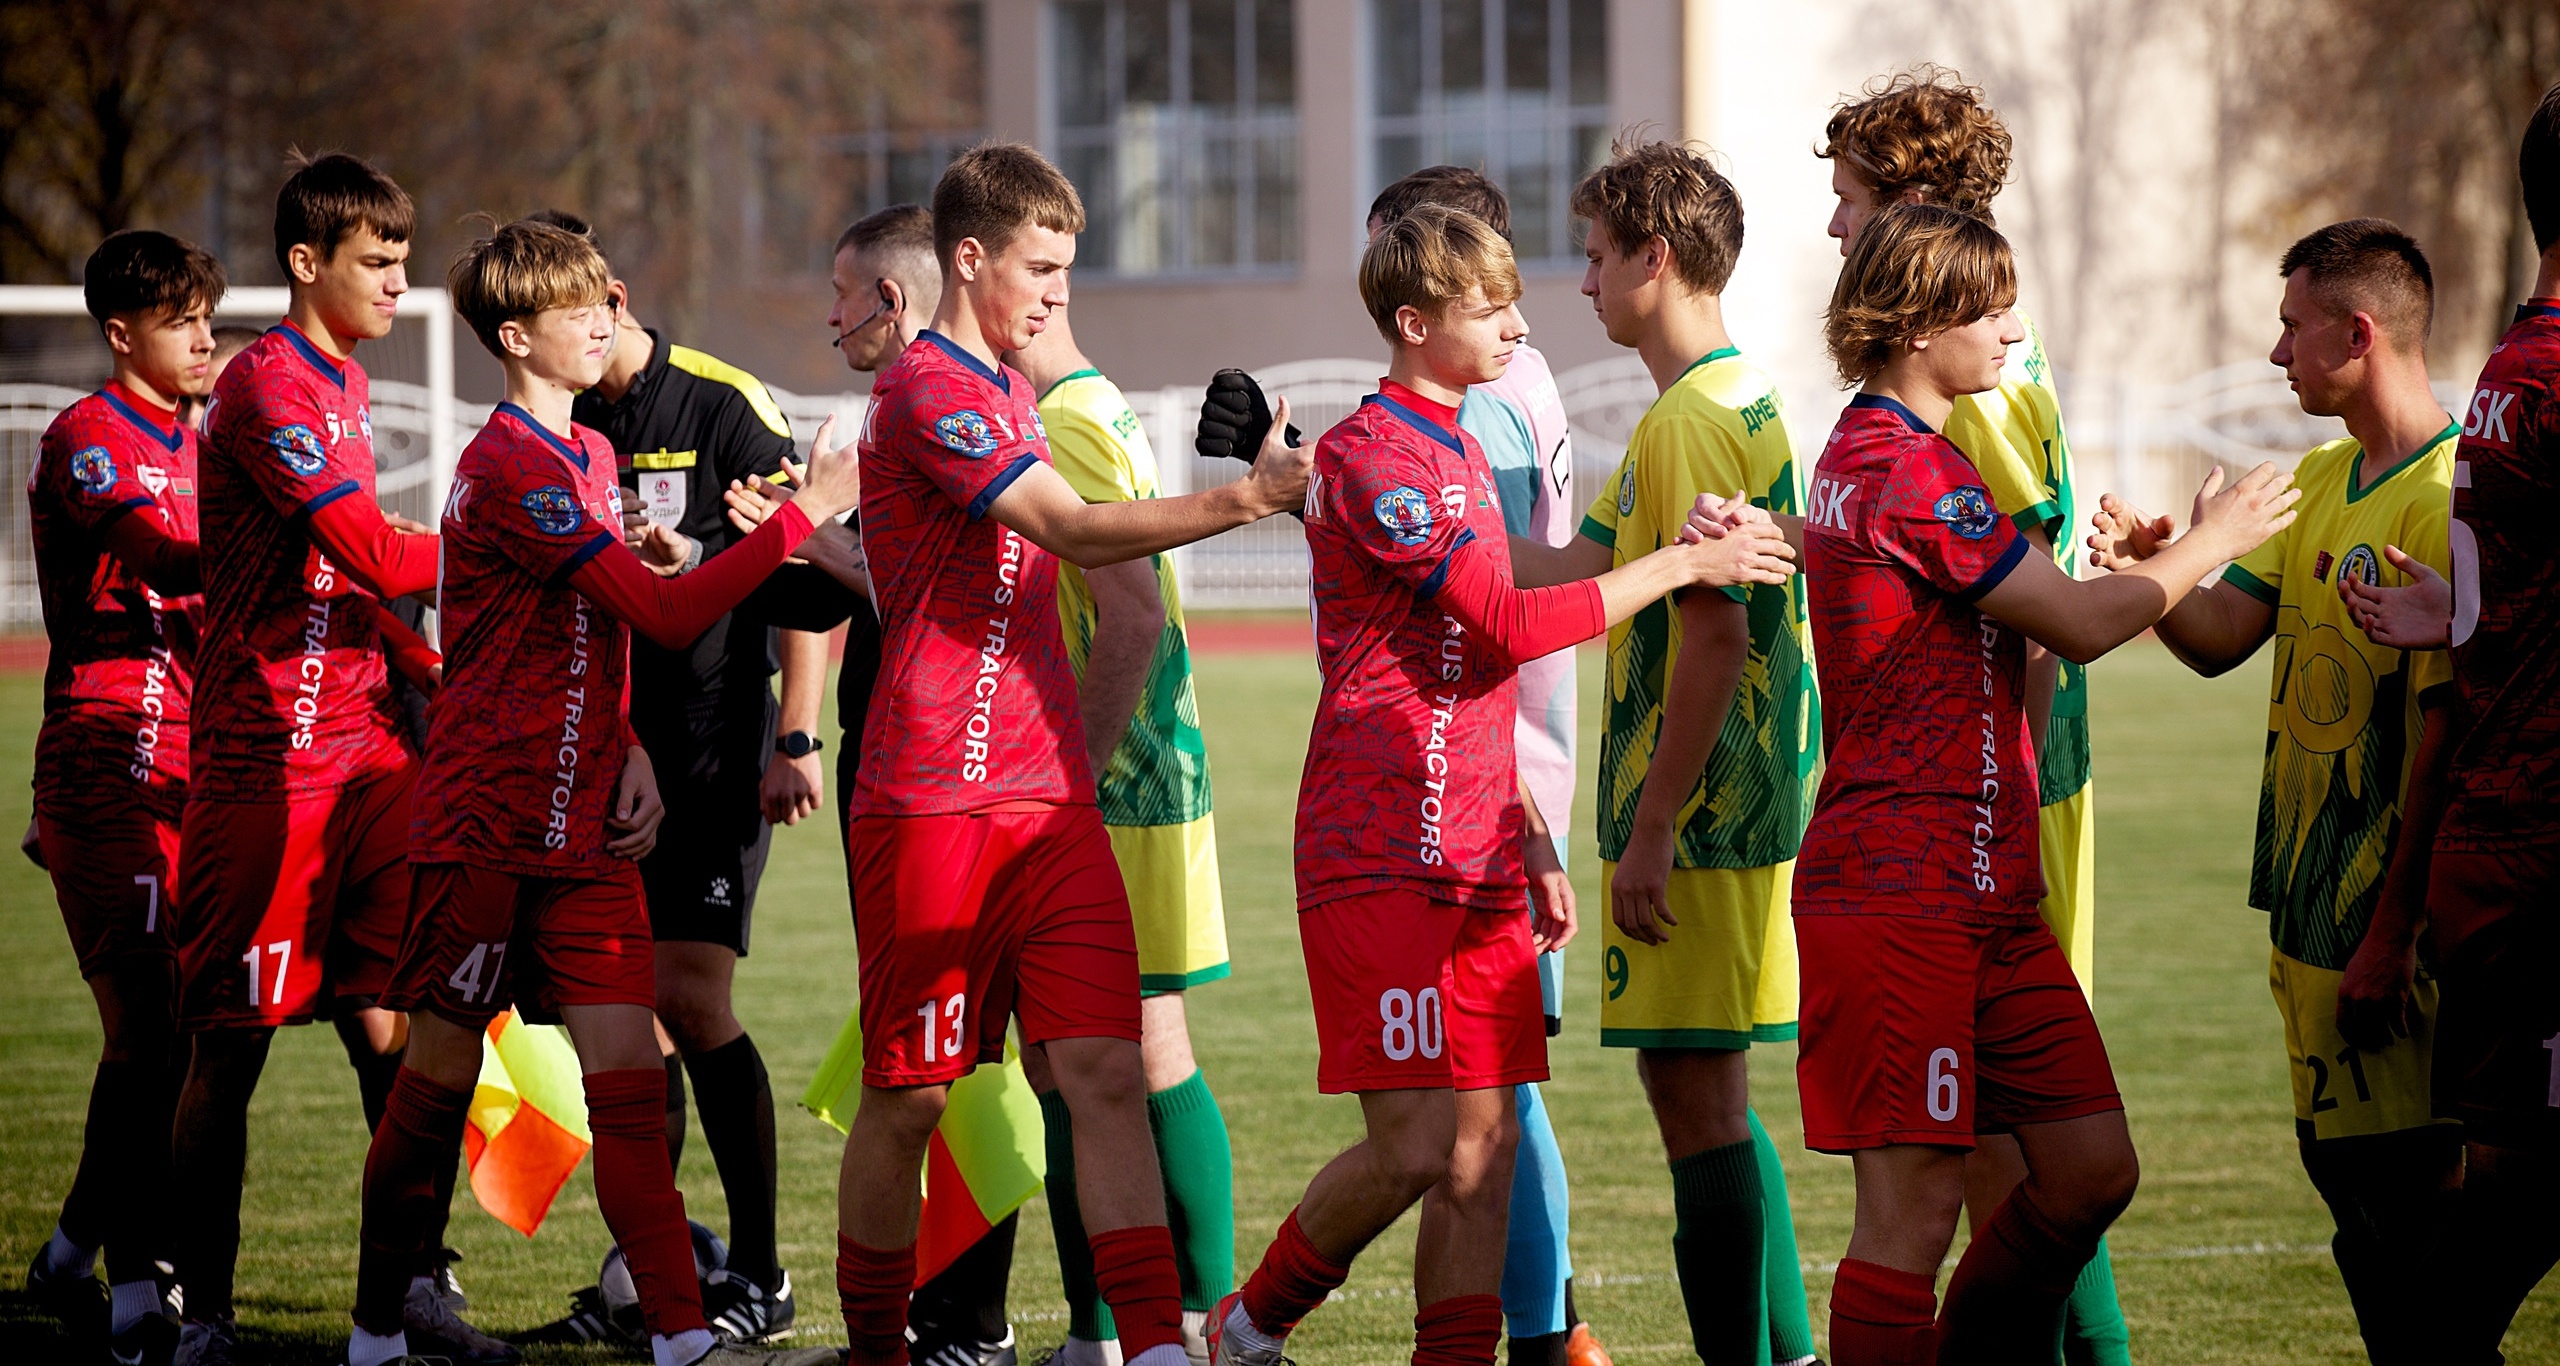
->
xmin=1618 ymin=468 xmax=1638 ymax=517
xmin=2339 ymin=543 xmax=2380 ymax=588
xmin=270 ymin=423 xmax=328 ymax=476
xmin=71 ymin=445 xmax=117 ymax=494
xmin=935 ymin=409 xmax=1000 ymax=459
xmin=521 ymin=485 xmax=585 ymax=535
xmin=1374 ymin=485 xmax=1435 ymax=546
xmin=1932 ymin=485 xmax=1999 ymax=540
xmin=358 ymin=405 xmax=374 ymax=444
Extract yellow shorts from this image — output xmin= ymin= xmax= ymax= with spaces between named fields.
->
xmin=1106 ymin=817 xmax=1228 ymax=995
xmin=1599 ymin=860 xmax=1797 ymax=1050
xmin=2038 ymin=784 xmax=2096 ymax=1000
xmin=2270 ymin=946 xmax=2447 ymax=1141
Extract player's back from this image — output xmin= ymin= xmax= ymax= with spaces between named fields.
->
xmin=851 ymin=332 xmax=1089 ymax=817
xmin=1799 ymin=396 xmax=2039 ymax=919
xmin=1298 ymin=391 xmax=1524 ymax=910
xmin=2441 ymin=302 xmax=2560 ymax=852
xmin=196 ymin=323 xmax=403 ymax=799
xmin=31 ymin=385 xmax=201 ymax=796
xmin=414 ymin=405 xmax=630 ymax=874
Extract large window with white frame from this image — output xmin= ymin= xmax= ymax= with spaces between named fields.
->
xmin=1369 ymin=0 xmax=1608 ymax=264
xmin=1053 ymin=0 xmax=1300 ymax=277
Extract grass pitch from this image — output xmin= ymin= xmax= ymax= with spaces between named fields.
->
xmin=0 ymin=639 xmax=2555 ymax=1363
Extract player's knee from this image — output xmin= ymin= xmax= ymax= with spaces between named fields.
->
xmin=1049 ymin=1036 xmax=1148 ymax=1112
xmin=2046 ymin=1147 xmax=2139 ymax=1230
xmin=1377 ymin=1140 xmax=1455 ymax=1202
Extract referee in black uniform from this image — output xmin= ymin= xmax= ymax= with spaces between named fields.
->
xmin=528 ymin=211 xmax=821 ymax=1345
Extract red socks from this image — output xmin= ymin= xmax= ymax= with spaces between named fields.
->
xmin=1238 ymin=1208 xmax=1352 ymax=1336
xmin=1828 ymin=1258 xmax=1938 ymax=1366
xmin=1413 ymin=1294 xmax=1502 ymax=1366
xmin=837 ymin=1233 xmax=915 ymax=1365
xmin=353 ymin=1068 xmax=470 ymax=1334
xmin=1090 ymin=1225 xmax=1184 ymax=1360
xmin=1935 ymin=1189 xmax=2098 ymax=1363
xmin=585 ymin=1067 xmax=707 ymax=1339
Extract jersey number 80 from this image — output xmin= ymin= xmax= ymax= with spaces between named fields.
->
xmin=1380 ymin=987 xmax=1444 ymax=1061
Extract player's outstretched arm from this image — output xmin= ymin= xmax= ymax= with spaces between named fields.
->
xmin=1508 ymin=533 xmax=1613 ymax=588
xmin=99 ymin=511 xmax=202 ymax=598
xmin=2339 ymin=545 xmax=2453 ymax=650
xmin=987 ymin=397 xmax=1310 ymax=568
xmin=1611 ymin=593 xmax=1747 ymax=947
xmin=306 ymin=496 xmax=441 ymax=602
xmin=1982 ymin=462 xmax=2299 ymax=663
xmin=1429 ymin=515 xmax=1790 ymax=671
xmin=2083 ymin=492 xmax=2273 ymax=676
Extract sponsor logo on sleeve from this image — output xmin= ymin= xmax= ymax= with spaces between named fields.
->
xmin=521 ymin=485 xmax=585 ymax=535
xmin=71 ymin=445 xmax=118 ymax=494
xmin=270 ymin=423 xmax=329 ymax=476
xmin=1374 ymin=485 xmax=1436 ymax=545
xmin=137 ymin=463 xmax=168 ymax=496
xmin=1932 ymin=485 xmax=1999 ymax=540
xmin=935 ymin=409 xmax=1000 ymax=459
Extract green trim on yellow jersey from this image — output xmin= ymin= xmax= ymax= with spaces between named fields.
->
xmin=1044 ymin=371 xmax=1215 ymax=826
xmin=1579 ymin=349 xmax=1814 ymax=869
xmin=2346 ymin=422 xmax=2459 ymax=503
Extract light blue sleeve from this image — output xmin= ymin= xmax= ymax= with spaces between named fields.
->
xmin=1458 ymin=388 xmax=1543 ymax=539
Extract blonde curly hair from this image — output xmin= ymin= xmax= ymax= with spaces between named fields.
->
xmin=1820 ymin=65 xmax=2013 ymax=225
xmin=1824 ymin=203 xmax=2016 ymax=386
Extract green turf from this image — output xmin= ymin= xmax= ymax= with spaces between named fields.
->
xmin=1 ymin=641 xmax=2556 ymax=1363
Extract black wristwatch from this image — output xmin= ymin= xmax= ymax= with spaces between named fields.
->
xmin=776 ymin=730 xmax=825 ymax=759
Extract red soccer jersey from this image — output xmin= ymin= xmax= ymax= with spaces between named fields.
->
xmin=1296 ymin=386 xmax=1526 ymax=911
xmin=1798 ymin=395 xmax=2040 ymax=921
xmin=2439 ymin=300 xmax=2560 ymax=854
xmin=195 ymin=322 xmax=411 ymax=800
xmin=850 ymin=331 xmax=1092 ymax=817
xmin=410 ymin=404 xmax=633 ymax=874
xmin=30 ymin=383 xmax=201 ymax=802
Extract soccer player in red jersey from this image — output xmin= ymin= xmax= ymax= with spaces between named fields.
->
xmin=1209 ymin=205 xmax=1793 ymax=1366
xmin=2334 ymin=82 xmax=2560 ymax=1360
xmin=830 ymin=142 xmax=1309 ymax=1366
xmin=22 ymin=229 xmax=223 ymax=1364
xmin=343 ymin=219 xmax=856 ymax=1366
xmin=170 ymin=153 xmax=455 ymax=1366
xmin=1797 ymin=204 xmax=2297 ymax=1366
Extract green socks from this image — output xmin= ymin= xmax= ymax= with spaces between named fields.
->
xmin=1041 ymin=1069 xmax=1238 ymax=1341
xmin=1148 ymin=1068 xmax=1236 ymax=1312
xmin=1748 ymin=1109 xmax=1817 ymax=1365
xmin=1670 ymin=1137 xmax=1766 ymax=1365
xmin=2059 ymin=1236 xmax=2131 ymax=1366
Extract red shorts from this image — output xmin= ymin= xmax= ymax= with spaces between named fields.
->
xmin=2425 ymin=848 xmax=2560 ymax=1149
xmin=849 ymin=804 xmax=1141 ymax=1088
xmin=1796 ymin=912 xmax=2120 ymax=1152
xmin=381 ymin=861 xmax=659 ymax=1027
xmin=175 ymin=764 xmax=417 ymax=1028
xmin=1299 ymin=891 xmax=1546 ymax=1094
xmin=36 ymin=788 xmax=181 ymax=977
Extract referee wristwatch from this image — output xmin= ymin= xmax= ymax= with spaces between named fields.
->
xmin=776 ymin=730 xmax=825 ymax=759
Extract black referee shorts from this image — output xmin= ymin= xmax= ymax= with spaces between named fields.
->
xmin=636 ymin=692 xmax=777 ymax=956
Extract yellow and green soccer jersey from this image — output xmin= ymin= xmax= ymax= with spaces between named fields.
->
xmin=1578 ymin=348 xmax=1815 ymax=868
xmin=2223 ymin=425 xmax=2457 ymax=971
xmin=1943 ymin=309 xmax=2088 ymax=806
xmin=1043 ymin=370 xmax=1213 ymax=828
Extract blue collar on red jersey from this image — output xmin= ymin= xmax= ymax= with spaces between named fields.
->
xmin=495 ymin=401 xmax=590 ymax=471
xmin=919 ymin=329 xmax=1010 ymax=392
xmin=1847 ymin=392 xmax=1934 ymax=434
xmin=2517 ymin=301 xmax=2560 ymax=322
xmin=272 ymin=321 xmax=348 ymax=388
xmin=98 ymin=386 xmax=184 ymax=453
xmin=1362 ymin=392 xmax=1465 ymax=455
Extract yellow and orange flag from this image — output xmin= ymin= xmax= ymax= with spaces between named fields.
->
xmin=803 ymin=1008 xmax=1046 ymax=1286
xmin=464 ymin=1010 xmax=593 ymax=1237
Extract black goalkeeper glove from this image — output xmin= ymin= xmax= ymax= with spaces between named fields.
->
xmin=1194 ymin=368 xmax=1300 ymax=465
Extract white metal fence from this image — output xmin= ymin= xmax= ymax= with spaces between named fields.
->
xmin=0 ymin=293 xmax=2481 ymax=622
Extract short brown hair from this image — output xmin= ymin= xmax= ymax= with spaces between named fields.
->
xmin=83 ymin=229 xmax=226 ymax=327
xmin=1821 ymin=66 xmax=2013 ymax=226
xmin=525 ymin=209 xmax=601 ymax=256
xmin=273 ymin=152 xmax=415 ymax=273
xmin=1569 ymin=137 xmax=1744 ymax=293
xmin=2279 ymin=218 xmax=2435 ymax=347
xmin=1358 ymin=203 xmax=1521 ymax=344
xmin=1370 ymin=166 xmax=1511 ymax=240
xmin=931 ymin=143 xmax=1086 ymax=267
xmin=2523 ymin=79 xmax=2560 ymax=252
xmin=211 ymin=326 xmax=262 ymax=366
xmin=447 ymin=219 xmax=611 ymax=357
xmin=1824 ymin=203 xmax=2017 ymax=385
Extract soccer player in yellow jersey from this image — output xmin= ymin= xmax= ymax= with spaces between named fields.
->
xmin=1005 ymin=308 xmax=1235 ymax=1366
xmin=1512 ymin=139 xmax=1820 ymax=1366
xmin=1817 ymin=66 xmax=2129 ymax=1363
xmin=2088 ymin=220 xmax=2459 ymax=1365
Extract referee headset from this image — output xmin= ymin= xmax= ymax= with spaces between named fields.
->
xmin=831 ymin=277 xmax=899 ymax=347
